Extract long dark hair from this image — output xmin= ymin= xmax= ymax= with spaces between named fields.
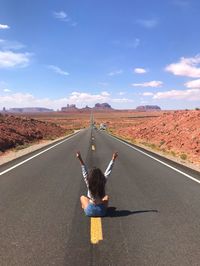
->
xmin=88 ymin=167 xmax=106 ymax=199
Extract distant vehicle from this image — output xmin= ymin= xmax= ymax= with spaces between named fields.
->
xmin=99 ymin=123 xmax=107 ymax=130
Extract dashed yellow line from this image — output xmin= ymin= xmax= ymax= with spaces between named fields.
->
xmin=90 ymin=217 xmax=103 ymax=244
xmin=92 ymin=145 xmax=95 ymax=151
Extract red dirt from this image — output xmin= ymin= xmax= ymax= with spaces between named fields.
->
xmin=1 ymin=110 xmax=199 ymax=167
xmin=0 ymin=114 xmax=68 ymax=152
xmin=112 ymin=110 xmax=200 ymax=165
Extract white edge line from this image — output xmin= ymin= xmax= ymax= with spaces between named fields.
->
xmin=0 ymin=132 xmax=80 ymax=176
xmin=108 ymin=134 xmax=200 ymax=184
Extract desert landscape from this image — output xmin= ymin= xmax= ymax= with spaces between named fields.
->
xmin=0 ymin=113 xmax=71 ymax=152
xmin=0 ymin=108 xmax=199 ymax=170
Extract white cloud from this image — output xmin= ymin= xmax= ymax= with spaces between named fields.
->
xmin=165 ymin=55 xmax=200 ymax=78
xmin=111 ymin=98 xmax=133 ymax=103
xmin=134 ymin=68 xmax=147 ymax=74
xmin=0 ymin=82 xmax=12 ymax=93
xmin=101 ymin=91 xmax=110 ymax=96
xmin=140 ymin=100 xmax=148 ymax=104
xmin=48 ymin=65 xmax=69 ymax=76
xmin=68 ymin=91 xmax=109 ymax=104
xmin=108 ymin=69 xmax=123 ymax=76
xmin=3 ymin=88 xmax=11 ymax=92
xmin=132 ymin=81 xmax=163 ymax=87
xmin=142 ymin=92 xmax=154 ymax=96
xmin=53 ymin=11 xmax=77 ymax=26
xmin=136 ymin=19 xmax=158 ymax=29
xmin=0 ymin=91 xmax=134 ymax=110
xmin=53 ymin=11 xmax=69 ymax=21
xmin=0 ymin=39 xmax=25 ymax=50
xmin=184 ymin=79 xmax=200 ymax=89
xmin=133 ymin=38 xmax=140 ymax=48
xmin=153 ymin=89 xmax=200 ymax=101
xmin=0 ymin=24 xmax=10 ymax=30
xmin=0 ymin=51 xmax=31 ymax=68
xmin=127 ymin=38 xmax=140 ymax=48
xmin=118 ymin=92 xmax=125 ymax=96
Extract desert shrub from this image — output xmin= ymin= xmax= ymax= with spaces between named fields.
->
xmin=171 ymin=151 xmax=176 ymax=157
xmin=141 ymin=142 xmax=156 ymax=149
xmin=160 ymin=140 xmax=165 ymax=146
xmin=15 ymin=143 xmax=30 ymax=151
xmin=149 ymin=143 xmax=156 ymax=149
xmin=180 ymin=153 xmax=187 ymax=160
xmin=131 ymin=139 xmax=137 ymax=144
xmin=195 ymin=107 xmax=200 ymax=110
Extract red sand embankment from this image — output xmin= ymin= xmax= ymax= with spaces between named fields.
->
xmin=0 ymin=114 xmax=68 ymax=152
xmin=111 ymin=110 xmax=200 ymax=165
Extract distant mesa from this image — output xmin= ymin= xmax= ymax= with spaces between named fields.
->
xmin=0 ymin=103 xmax=161 ymax=113
xmin=61 ymin=103 xmax=113 ymax=112
xmin=3 ymin=107 xmax=54 ymax=113
xmin=94 ymin=103 xmax=112 ymax=109
xmin=61 ymin=104 xmax=78 ymax=112
xmin=1 ymin=103 xmax=113 ymax=113
xmin=136 ymin=105 xmax=161 ymax=111
xmin=82 ymin=105 xmax=92 ymax=111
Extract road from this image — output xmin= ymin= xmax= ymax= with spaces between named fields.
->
xmin=0 ymin=127 xmax=200 ymax=265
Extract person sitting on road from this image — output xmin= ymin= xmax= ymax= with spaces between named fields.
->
xmin=76 ymin=151 xmax=118 ymax=217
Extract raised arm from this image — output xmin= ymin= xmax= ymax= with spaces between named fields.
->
xmin=104 ymin=152 xmax=118 ymax=179
xmin=76 ymin=151 xmax=85 ymax=166
xmin=76 ymin=151 xmax=89 ymax=187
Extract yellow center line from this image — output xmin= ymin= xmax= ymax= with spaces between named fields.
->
xmin=90 ymin=217 xmax=103 ymax=244
xmin=92 ymin=145 xmax=95 ymax=151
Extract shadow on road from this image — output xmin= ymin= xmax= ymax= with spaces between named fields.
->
xmin=106 ymin=207 xmax=158 ymax=217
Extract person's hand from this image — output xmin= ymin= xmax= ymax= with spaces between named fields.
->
xmin=76 ymin=151 xmax=81 ymax=159
xmin=112 ymin=152 xmax=118 ymax=161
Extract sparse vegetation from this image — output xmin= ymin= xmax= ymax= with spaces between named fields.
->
xmin=180 ymin=153 xmax=187 ymax=160
xmin=171 ymin=151 xmax=176 ymax=157
xmin=15 ymin=143 xmax=31 ymax=151
xmin=160 ymin=140 xmax=165 ymax=146
xmin=106 ymin=110 xmax=200 ymax=166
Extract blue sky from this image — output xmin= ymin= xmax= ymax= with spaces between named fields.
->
xmin=0 ymin=0 xmax=200 ymax=110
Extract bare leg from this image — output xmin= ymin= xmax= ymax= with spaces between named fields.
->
xmin=102 ymin=195 xmax=109 ymax=208
xmin=80 ymin=195 xmax=90 ymax=209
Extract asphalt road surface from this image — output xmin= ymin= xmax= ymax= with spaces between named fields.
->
xmin=0 ymin=127 xmax=200 ymax=266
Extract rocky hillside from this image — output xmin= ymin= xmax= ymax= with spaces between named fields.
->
xmin=114 ymin=110 xmax=200 ymax=165
xmin=0 ymin=114 xmax=67 ymax=152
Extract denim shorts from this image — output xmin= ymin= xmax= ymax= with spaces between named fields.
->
xmin=84 ymin=203 xmax=106 ymax=217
